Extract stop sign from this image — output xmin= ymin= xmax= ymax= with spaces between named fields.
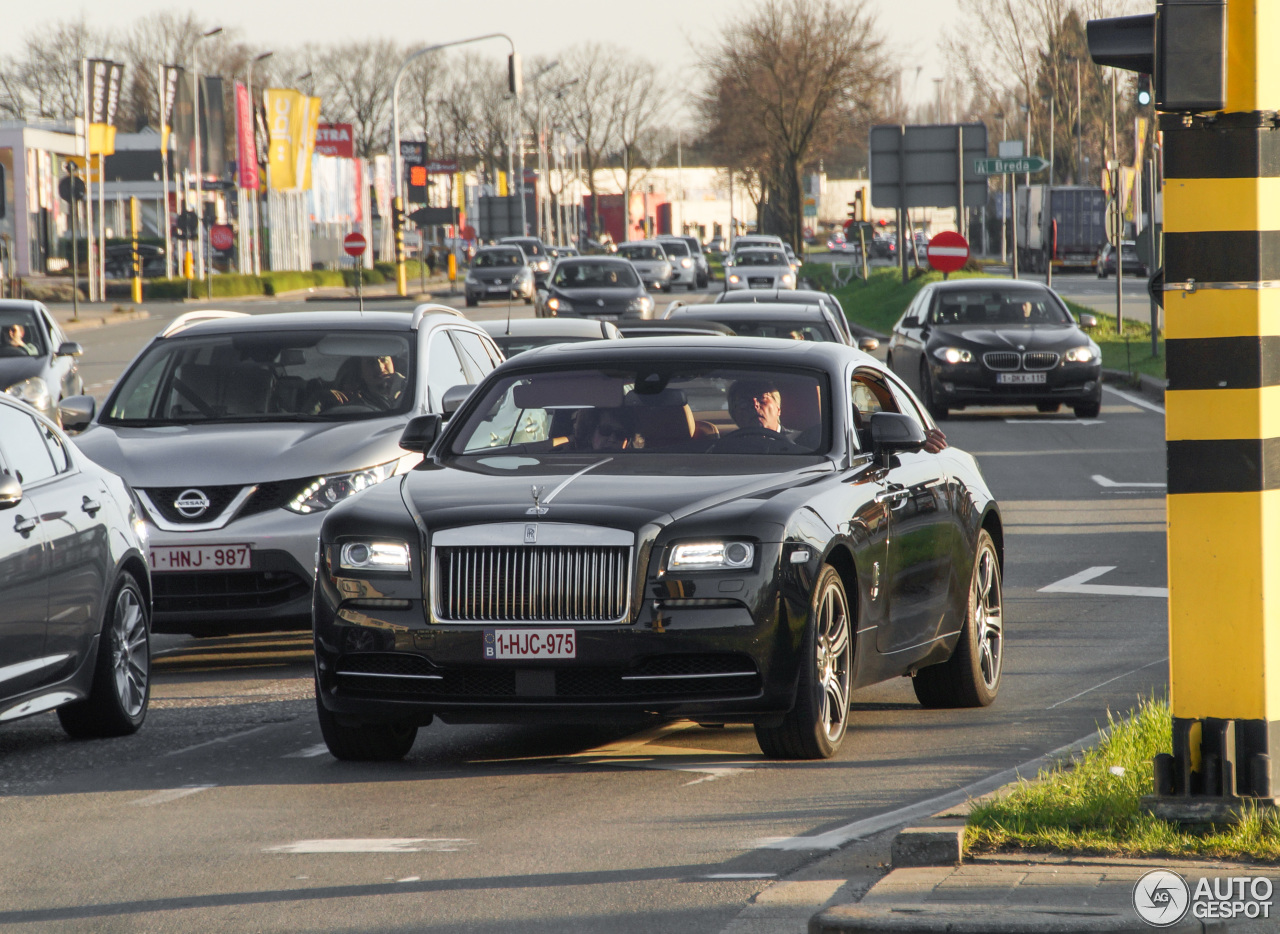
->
xmin=927 ymin=231 xmax=969 ymax=273
xmin=344 ymin=232 xmax=368 ymax=257
xmin=209 ymin=224 xmax=235 ymax=252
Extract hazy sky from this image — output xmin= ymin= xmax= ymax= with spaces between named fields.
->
xmin=2 ymin=1 xmax=963 ymax=104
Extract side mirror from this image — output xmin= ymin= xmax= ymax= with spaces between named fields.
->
xmin=440 ymin=383 xmax=475 ymax=419
xmin=56 ymin=341 xmax=84 ymax=357
xmin=857 ymin=337 xmax=879 ymax=353
xmin=399 ymin=414 xmax=442 ymax=453
xmin=1078 ymin=314 xmax=1098 ymax=330
xmin=900 ymin=316 xmax=920 ymax=329
xmin=0 ymin=473 xmax=22 ymax=510
xmin=58 ymin=394 xmax=96 ymax=432
xmin=869 ymin=411 xmax=926 ymax=454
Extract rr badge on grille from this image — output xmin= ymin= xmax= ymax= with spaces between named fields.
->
xmin=524 ymin=524 xmax=538 ymax=543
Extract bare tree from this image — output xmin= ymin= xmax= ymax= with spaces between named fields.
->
xmin=5 ymin=16 xmax=114 ymax=120
xmin=701 ymin=0 xmax=887 ymax=249
xmin=312 ymin=40 xmax=401 ymax=158
xmin=557 ymin=44 xmax=627 ymax=238
xmin=607 ymin=56 xmax=670 ymax=239
xmin=120 ymin=13 xmax=246 ymax=132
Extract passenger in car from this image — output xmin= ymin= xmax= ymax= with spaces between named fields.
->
xmin=572 ymin=407 xmax=634 ymax=451
xmin=1 ymin=323 xmax=37 ymax=357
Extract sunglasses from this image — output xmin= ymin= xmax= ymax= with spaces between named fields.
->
xmin=595 ymin=425 xmax=629 ymax=440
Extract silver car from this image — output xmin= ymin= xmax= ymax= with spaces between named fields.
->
xmin=725 ymin=247 xmax=797 ymax=291
xmin=617 ymin=240 xmax=674 ymax=291
xmin=68 ymin=306 xmax=503 ymax=636
xmin=0 ymin=300 xmax=85 ymax=426
xmin=654 ymin=237 xmax=698 ymax=290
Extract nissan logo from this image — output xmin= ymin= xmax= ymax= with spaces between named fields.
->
xmin=174 ymin=489 xmax=211 ymax=518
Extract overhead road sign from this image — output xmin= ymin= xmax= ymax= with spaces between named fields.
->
xmin=974 ymin=156 xmax=1050 ymax=176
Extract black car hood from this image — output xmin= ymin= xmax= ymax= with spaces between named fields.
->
xmin=929 ymin=323 xmax=1083 ymax=350
xmin=552 ymin=286 xmax=641 ymax=305
xmin=408 ymin=456 xmax=834 ymax=536
xmin=73 ymin=417 xmax=410 ymax=487
xmin=0 ymin=356 xmax=46 ymax=389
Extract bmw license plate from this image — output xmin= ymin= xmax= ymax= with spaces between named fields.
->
xmin=996 ymin=373 xmax=1046 ymax=385
xmin=150 ymin=544 xmax=251 ymax=571
xmin=484 ymin=629 xmax=576 ymax=660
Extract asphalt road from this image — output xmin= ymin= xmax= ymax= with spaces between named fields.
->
xmin=0 ymin=290 xmax=1170 ymax=933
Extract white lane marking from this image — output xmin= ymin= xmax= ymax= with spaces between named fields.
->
xmin=1039 ymin=566 xmax=1168 ymax=598
xmin=283 ymin=743 xmax=330 ymax=758
xmin=1046 ymin=658 xmax=1168 ymax=710
xmin=1003 ymin=418 xmax=1103 ymax=425
xmin=397 ymin=876 xmax=421 ymax=883
xmin=1104 ymin=384 xmax=1165 ymax=414
xmin=751 ymin=730 xmax=1104 ymax=850
xmin=576 ymin=756 xmax=752 ymax=785
xmin=1092 ymin=474 xmax=1166 ymax=489
xmin=131 ymin=784 xmax=216 ymax=807
xmin=264 ymin=838 xmax=472 ymax=854
xmin=164 ymin=724 xmax=274 ymax=757
xmin=703 ymin=873 xmax=777 ymax=880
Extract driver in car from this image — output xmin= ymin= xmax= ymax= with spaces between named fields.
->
xmin=1 ymin=323 xmax=37 ymax=357
xmin=317 ymin=355 xmax=407 ymax=411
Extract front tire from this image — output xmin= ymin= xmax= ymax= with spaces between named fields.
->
xmin=1074 ymin=400 xmax=1102 ymax=419
xmin=913 ymin=529 xmax=1003 ymax=709
xmin=58 ymin=573 xmax=150 ymax=738
xmin=316 ymin=687 xmax=418 ymax=761
xmin=919 ymin=361 xmax=949 ymax=420
xmin=755 ymin=565 xmax=852 ymax=760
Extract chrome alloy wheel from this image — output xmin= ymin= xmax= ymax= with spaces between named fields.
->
xmin=814 ymin=579 xmax=852 ymax=743
xmin=111 ymin=586 xmax=149 ymax=717
xmin=971 ymin=543 xmax=1003 ymax=691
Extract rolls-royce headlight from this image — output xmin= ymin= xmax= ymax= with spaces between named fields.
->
xmin=5 ymin=377 xmax=51 ymax=412
xmin=668 ymin=541 xmax=755 ymax=570
xmin=932 ymin=347 xmax=973 ymax=365
xmin=339 ymin=541 xmax=411 ymax=573
xmin=286 ymin=461 xmax=398 ymax=514
xmin=1064 ymin=345 xmax=1098 ymax=363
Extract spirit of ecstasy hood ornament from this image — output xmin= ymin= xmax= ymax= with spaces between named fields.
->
xmin=527 ymin=485 xmax=549 ymax=516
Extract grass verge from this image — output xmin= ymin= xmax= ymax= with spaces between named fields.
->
xmin=967 ymin=697 xmax=1280 ymax=861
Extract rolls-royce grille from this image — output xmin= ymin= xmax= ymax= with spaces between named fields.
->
xmin=435 ymin=546 xmax=630 ymax=623
xmin=982 ymin=352 xmax=1020 ymax=371
xmin=1022 ymin=351 xmax=1060 ymax=370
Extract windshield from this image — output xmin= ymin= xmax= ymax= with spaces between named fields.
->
xmin=451 ymin=365 xmax=830 ymax=456
xmin=493 ymin=335 xmax=597 ymax=357
xmin=504 ymin=239 xmax=543 ymax=257
xmin=680 ymin=237 xmax=701 ymax=254
xmin=734 ymin=251 xmax=788 ymax=267
xmin=618 ymin=245 xmax=665 ymax=261
xmin=475 ymin=250 xmax=524 ymax=268
xmin=659 ymin=240 xmax=689 ymax=257
xmin=103 ymin=329 xmax=415 ymax=425
xmin=551 ymin=262 xmax=640 ymax=289
xmin=928 ymin=289 xmax=1072 ymax=326
xmin=0 ymin=308 xmax=48 ymax=358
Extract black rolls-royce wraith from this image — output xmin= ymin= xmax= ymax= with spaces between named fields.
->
xmin=313 ymin=338 xmax=1005 ymax=761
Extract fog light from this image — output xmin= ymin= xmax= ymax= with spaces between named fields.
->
xmin=943 ymin=382 xmax=955 ymax=392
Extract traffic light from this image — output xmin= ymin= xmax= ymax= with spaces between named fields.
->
xmin=847 ymin=190 xmax=864 ymax=222
xmin=1136 ymin=73 xmax=1153 ymax=107
xmin=175 ymin=211 xmax=198 ymax=240
xmin=1086 ymin=1 xmax=1226 ymax=112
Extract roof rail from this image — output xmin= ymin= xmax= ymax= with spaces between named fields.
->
xmin=663 ymin=300 xmax=685 ymax=319
xmin=160 ymin=309 xmax=250 ymax=338
xmin=410 ymin=303 xmax=467 ymax=329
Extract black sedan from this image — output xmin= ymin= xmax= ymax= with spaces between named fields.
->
xmin=0 ymin=394 xmax=151 ymax=737
xmin=667 ymin=301 xmax=852 ymax=345
xmin=887 ymin=279 xmax=1102 ymax=419
xmin=312 ymin=338 xmax=1004 ymax=761
xmin=479 ymin=318 xmax=622 ymax=357
xmin=715 ymin=287 xmax=855 ymax=344
xmin=537 ymin=256 xmax=656 ymax=321
xmin=0 ymin=300 xmax=85 ymax=426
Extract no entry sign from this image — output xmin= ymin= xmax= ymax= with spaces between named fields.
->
xmin=927 ymin=231 xmax=969 ymax=274
xmin=209 ymin=224 xmax=235 ymax=252
xmin=343 ymin=232 xmax=368 ymax=257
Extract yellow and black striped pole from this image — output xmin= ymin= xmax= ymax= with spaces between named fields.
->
xmin=394 ymin=196 xmax=408 ymax=297
xmin=1153 ymin=1 xmax=1280 ymax=815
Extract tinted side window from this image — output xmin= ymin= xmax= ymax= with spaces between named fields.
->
xmin=40 ymin=422 xmax=72 ymax=473
xmin=452 ymin=330 xmax=500 ymax=382
xmin=0 ymin=406 xmax=58 ymax=485
xmin=427 ymin=332 xmax=470 ymax=410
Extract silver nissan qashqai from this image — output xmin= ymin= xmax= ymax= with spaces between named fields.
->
xmin=67 ymin=306 xmax=503 ymax=636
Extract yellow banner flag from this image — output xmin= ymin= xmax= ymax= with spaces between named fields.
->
xmin=87 ymin=124 xmax=116 ymax=156
xmin=297 ymin=96 xmax=321 ymax=191
xmin=265 ymin=88 xmax=303 ymax=190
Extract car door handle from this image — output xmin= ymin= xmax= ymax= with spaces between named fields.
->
xmin=81 ymin=496 xmax=101 ymax=516
xmin=14 ymin=515 xmax=37 ymax=534
xmin=875 ymin=489 xmax=909 ymax=506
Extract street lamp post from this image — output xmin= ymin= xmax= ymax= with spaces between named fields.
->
xmin=247 ymin=50 xmax=273 ymax=276
xmin=192 ymin=27 xmax=222 ymax=293
xmin=1044 ymin=89 xmax=1055 ymax=286
xmin=996 ymin=111 xmax=1006 ymax=264
xmin=392 ymin=33 xmax=520 ymax=295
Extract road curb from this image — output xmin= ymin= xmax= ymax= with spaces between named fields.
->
xmin=810 ymin=903 xmax=1201 ymax=933
xmin=1102 ymin=368 xmax=1166 ymax=406
xmin=60 ymin=309 xmax=152 ymax=333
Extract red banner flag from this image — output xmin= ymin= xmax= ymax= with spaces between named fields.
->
xmin=235 ymin=82 xmax=259 ymax=190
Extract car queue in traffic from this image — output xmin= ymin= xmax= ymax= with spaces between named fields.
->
xmin=0 ymin=230 xmax=1110 ymax=765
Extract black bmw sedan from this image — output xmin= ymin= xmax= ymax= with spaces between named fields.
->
xmin=536 ymin=256 xmax=656 ymax=320
xmin=313 ymin=338 xmax=1004 ymax=762
xmin=887 ymin=279 xmax=1102 ymax=419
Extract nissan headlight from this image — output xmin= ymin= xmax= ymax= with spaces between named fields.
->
xmin=5 ymin=377 xmax=51 ymax=413
xmin=627 ymin=294 xmax=655 ymax=315
xmin=932 ymin=347 xmax=974 ymax=365
xmin=546 ymin=297 xmax=572 ymax=314
xmin=338 ymin=540 xmax=411 ymax=573
xmin=286 ymin=461 xmax=398 ymax=514
xmin=668 ymin=541 xmax=755 ymax=570
xmin=1064 ymin=345 xmax=1098 ymax=363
